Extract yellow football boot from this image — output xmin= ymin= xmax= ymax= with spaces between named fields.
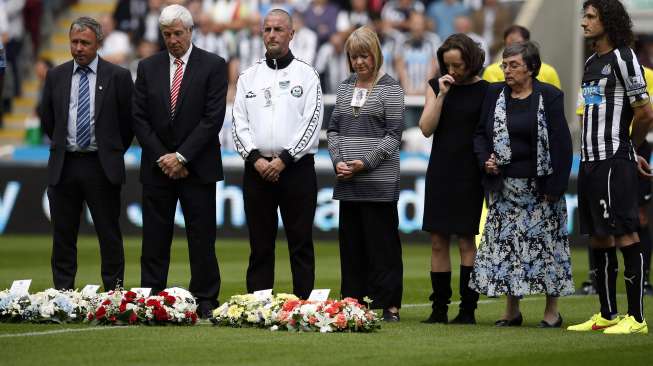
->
xmin=567 ymin=313 xmax=620 ymax=331
xmin=603 ymin=315 xmax=648 ymax=335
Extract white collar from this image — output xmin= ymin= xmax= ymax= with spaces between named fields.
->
xmin=73 ymin=55 xmax=99 ymax=74
xmin=169 ymin=43 xmax=193 ymax=65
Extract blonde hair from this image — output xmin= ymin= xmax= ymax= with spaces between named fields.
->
xmin=344 ymin=26 xmax=383 ymax=75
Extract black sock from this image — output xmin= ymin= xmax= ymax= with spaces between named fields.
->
xmin=640 ymin=226 xmax=652 ymax=284
xmin=621 ymin=243 xmax=645 ymax=323
xmin=593 ymin=247 xmax=618 ymax=319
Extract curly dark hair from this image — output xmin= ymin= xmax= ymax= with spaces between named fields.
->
xmin=583 ymin=0 xmax=633 ymax=48
xmin=436 ymin=33 xmax=485 ymax=81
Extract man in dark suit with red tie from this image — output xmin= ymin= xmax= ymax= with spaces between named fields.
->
xmin=132 ymin=4 xmax=227 ymax=318
xmin=38 ymin=17 xmax=134 ymax=291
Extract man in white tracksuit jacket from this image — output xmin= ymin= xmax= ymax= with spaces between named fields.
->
xmin=232 ymin=9 xmax=323 ymax=299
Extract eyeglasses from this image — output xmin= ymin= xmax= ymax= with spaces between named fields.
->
xmin=500 ymin=62 xmax=527 ymax=71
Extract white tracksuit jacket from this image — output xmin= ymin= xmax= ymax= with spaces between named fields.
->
xmin=232 ymin=53 xmax=323 ymax=164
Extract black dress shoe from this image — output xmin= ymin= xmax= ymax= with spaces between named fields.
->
xmin=197 ymin=300 xmax=218 ymax=319
xmin=495 ymin=312 xmax=523 ymax=327
xmin=421 ymin=309 xmax=447 ymax=324
xmin=450 ymin=311 xmax=476 ymax=324
xmin=537 ymin=313 xmax=563 ymax=328
xmin=383 ymin=309 xmax=400 ymax=322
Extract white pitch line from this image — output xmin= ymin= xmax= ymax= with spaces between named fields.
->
xmin=0 ymin=326 xmax=129 ymax=338
xmin=402 ymin=294 xmax=627 ymax=308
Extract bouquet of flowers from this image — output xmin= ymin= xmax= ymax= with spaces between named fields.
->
xmin=212 ymin=294 xmax=269 ymax=327
xmin=140 ymin=288 xmax=198 ymax=325
xmin=87 ymin=290 xmax=142 ymax=325
xmin=23 ymin=289 xmax=93 ymax=323
xmin=0 ymin=290 xmax=30 ymax=322
xmin=274 ymin=297 xmax=380 ymax=333
xmin=211 ymin=293 xmax=380 ymax=333
xmin=87 ymin=288 xmax=198 ymax=326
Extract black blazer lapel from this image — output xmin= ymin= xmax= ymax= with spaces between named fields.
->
xmin=61 ymin=61 xmax=73 ymax=131
xmin=172 ymin=46 xmax=199 ymax=119
xmin=161 ymin=53 xmax=172 ymax=116
xmin=94 ymin=58 xmax=108 ymax=121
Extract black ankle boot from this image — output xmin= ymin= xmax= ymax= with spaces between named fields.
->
xmin=451 ymin=266 xmax=478 ymax=324
xmin=422 ymin=272 xmax=452 ymax=324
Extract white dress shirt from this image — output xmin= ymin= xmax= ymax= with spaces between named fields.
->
xmin=67 ymin=56 xmax=98 ymax=151
xmin=169 ymin=43 xmax=192 ymax=88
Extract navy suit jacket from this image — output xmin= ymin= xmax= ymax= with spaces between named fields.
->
xmin=38 ymin=57 xmax=134 ymax=186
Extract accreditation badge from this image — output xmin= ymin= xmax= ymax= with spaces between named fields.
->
xmin=262 ymin=87 xmax=272 ymax=107
xmin=350 ymin=87 xmax=368 ymax=108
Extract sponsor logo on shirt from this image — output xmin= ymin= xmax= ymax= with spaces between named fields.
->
xmin=628 ymin=75 xmax=646 ymax=90
xmin=582 ymin=83 xmax=603 ymax=105
xmin=245 ymin=91 xmax=256 ymax=98
xmin=279 ymin=80 xmax=290 ymax=89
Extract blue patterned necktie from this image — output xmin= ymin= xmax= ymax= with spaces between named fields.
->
xmin=76 ymin=65 xmax=91 ymax=149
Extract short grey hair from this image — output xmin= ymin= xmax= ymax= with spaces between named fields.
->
xmin=503 ymin=41 xmax=542 ymax=79
xmin=70 ymin=17 xmax=103 ymax=42
xmin=159 ymin=4 xmax=194 ymax=29
xmin=265 ymin=8 xmax=293 ymax=29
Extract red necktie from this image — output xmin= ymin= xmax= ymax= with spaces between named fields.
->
xmin=170 ymin=58 xmax=184 ymax=117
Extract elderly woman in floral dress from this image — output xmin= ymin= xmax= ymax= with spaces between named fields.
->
xmin=471 ymin=41 xmax=574 ymax=328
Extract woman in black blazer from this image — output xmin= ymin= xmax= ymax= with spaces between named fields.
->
xmin=470 ymin=41 xmax=574 ymax=328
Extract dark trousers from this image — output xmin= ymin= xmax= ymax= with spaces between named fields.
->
xmin=339 ymin=201 xmax=403 ymax=309
xmin=243 ymin=155 xmax=317 ymax=299
xmin=5 ymin=38 xmax=22 ymax=97
xmin=48 ymin=153 xmax=124 ymax=291
xmin=140 ymin=180 xmax=220 ymax=304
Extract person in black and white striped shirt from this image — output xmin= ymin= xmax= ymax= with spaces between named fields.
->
xmin=327 ymin=26 xmax=405 ymax=322
xmin=569 ymin=0 xmax=653 ymax=335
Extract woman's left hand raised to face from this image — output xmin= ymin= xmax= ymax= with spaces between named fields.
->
xmin=438 ymin=74 xmax=455 ymax=96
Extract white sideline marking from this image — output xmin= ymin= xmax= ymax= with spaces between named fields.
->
xmin=402 ymin=294 xmax=626 ymax=308
xmin=0 ymin=326 xmax=128 ymax=338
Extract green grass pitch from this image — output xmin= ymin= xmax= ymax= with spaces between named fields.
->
xmin=0 ymin=235 xmax=651 ymax=365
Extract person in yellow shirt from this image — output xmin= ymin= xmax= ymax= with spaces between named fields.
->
xmin=482 ymin=25 xmax=561 ymax=89
xmin=575 ymin=66 xmax=653 ymax=297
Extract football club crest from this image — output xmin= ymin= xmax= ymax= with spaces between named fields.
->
xmin=601 ymin=64 xmax=611 ymax=75
xmin=291 ymin=85 xmax=303 ymax=97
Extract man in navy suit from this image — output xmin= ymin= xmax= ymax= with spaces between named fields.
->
xmin=39 ymin=17 xmax=134 ymax=291
xmin=132 ymin=4 xmax=227 ymax=318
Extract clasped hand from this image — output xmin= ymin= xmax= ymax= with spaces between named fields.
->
xmin=484 ymin=153 xmax=500 ymax=175
xmin=255 ymin=157 xmax=286 ymax=182
xmin=336 ymin=160 xmax=365 ymax=180
xmin=157 ymin=153 xmax=188 ymax=179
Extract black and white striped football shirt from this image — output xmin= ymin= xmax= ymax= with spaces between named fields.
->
xmin=581 ymin=47 xmax=650 ymax=162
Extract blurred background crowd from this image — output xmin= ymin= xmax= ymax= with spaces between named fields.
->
xmin=0 ymin=0 xmax=652 ymax=150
